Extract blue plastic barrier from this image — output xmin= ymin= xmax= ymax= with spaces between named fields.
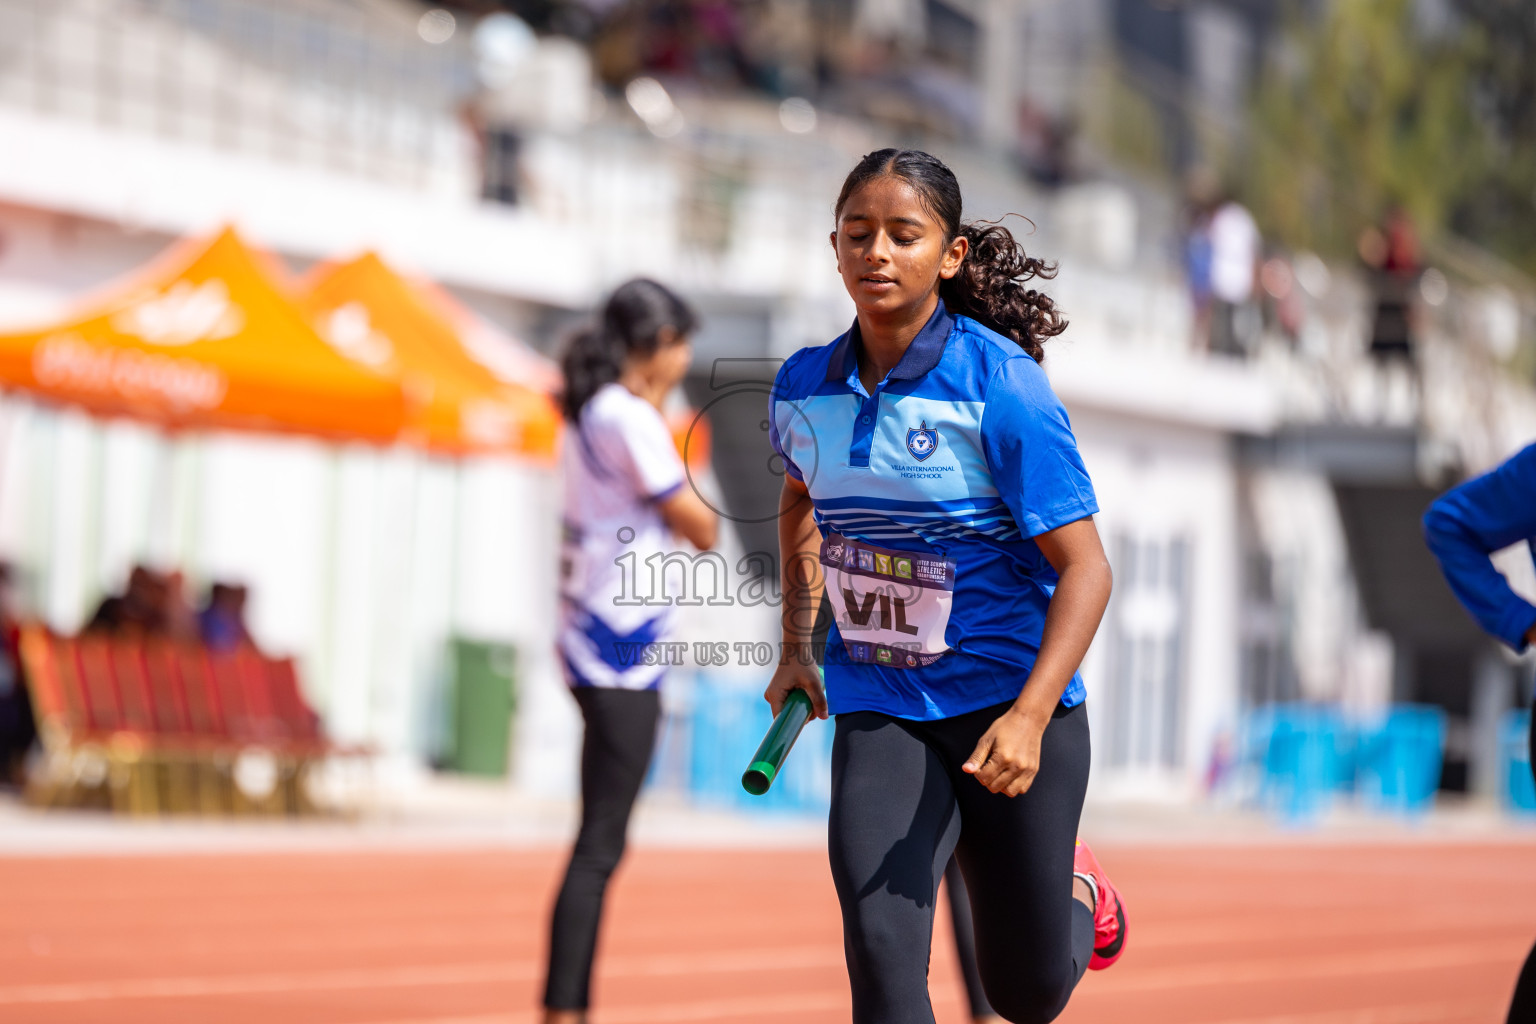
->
xmin=1240 ymin=703 xmax=1449 ymax=821
xmin=645 ymin=696 xmax=694 ymax=795
xmin=1502 ymin=709 xmax=1535 ymax=814
xmin=1353 ymin=705 xmax=1446 ymax=815
xmin=1243 ymin=704 xmax=1353 ymax=822
xmin=687 ymin=676 xmax=832 ymax=816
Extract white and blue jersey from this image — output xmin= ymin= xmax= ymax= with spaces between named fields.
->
xmin=770 ymin=300 xmax=1097 ymax=720
xmin=558 ymin=382 xmax=686 ymax=691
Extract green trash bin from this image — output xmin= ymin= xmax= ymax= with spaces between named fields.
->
xmin=445 ymin=638 xmax=517 ymax=777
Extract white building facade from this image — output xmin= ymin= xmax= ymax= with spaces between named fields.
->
xmin=0 ymin=0 xmax=1532 ymax=802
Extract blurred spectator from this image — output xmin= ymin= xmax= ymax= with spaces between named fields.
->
xmin=86 ymin=565 xmax=198 ymax=640
xmin=462 ymin=99 xmax=524 ymax=208
xmin=1361 ymin=206 xmax=1420 ymax=361
xmin=0 ymin=564 xmax=34 ymax=786
xmin=86 ymin=565 xmax=158 ymax=633
xmin=483 ymin=127 xmax=523 ymax=206
xmin=1359 ymin=206 xmax=1423 ymax=419
xmin=1208 ymin=195 xmax=1261 ymax=356
xmin=593 ymin=0 xmax=755 ymax=86
xmin=691 ymin=0 xmax=750 ymax=83
xmin=740 ymin=0 xmax=816 ymax=96
xmin=584 ymin=1 xmax=980 ymax=138
xmin=161 ymin=571 xmax=199 ymax=642
xmin=1016 ymin=100 xmax=1075 ymax=186
xmin=1183 ymin=168 xmax=1219 ymax=350
xmin=199 ymin=582 xmax=254 ymax=652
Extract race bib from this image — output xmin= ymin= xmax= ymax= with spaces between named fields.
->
xmin=820 ymin=533 xmax=956 ymax=669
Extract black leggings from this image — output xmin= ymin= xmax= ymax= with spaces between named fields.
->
xmin=543 ymin=687 xmax=661 ymax=1011
xmin=945 ymin=856 xmax=994 ymax=1019
xmin=1507 ymin=700 xmax=1536 ymax=1023
xmin=830 ymin=700 xmax=1095 ymax=1024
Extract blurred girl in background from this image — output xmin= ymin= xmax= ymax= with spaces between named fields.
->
xmin=544 ymin=279 xmax=717 ymax=1024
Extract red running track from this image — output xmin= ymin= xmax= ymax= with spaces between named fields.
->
xmin=0 ymin=841 xmax=1532 ymax=1023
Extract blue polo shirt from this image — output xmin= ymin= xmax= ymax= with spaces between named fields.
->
xmin=769 ymin=300 xmax=1098 ymax=720
xmin=1422 ymin=442 xmax=1536 ymax=652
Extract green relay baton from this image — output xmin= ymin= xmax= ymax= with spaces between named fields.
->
xmin=741 ymin=687 xmax=815 ymax=796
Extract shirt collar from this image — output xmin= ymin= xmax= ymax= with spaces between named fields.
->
xmin=825 ymin=299 xmax=954 ymax=385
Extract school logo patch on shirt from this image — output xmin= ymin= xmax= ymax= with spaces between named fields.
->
xmin=906 ymin=421 xmax=938 ymax=462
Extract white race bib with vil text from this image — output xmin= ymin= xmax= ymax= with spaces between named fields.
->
xmin=820 ymin=532 xmax=956 ymax=669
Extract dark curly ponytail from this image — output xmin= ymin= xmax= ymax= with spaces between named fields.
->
xmin=559 ymin=278 xmax=698 ymax=421
xmin=833 ymin=149 xmax=1067 ymax=362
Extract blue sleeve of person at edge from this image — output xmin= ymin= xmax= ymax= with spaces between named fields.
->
xmin=1422 ymin=441 xmax=1536 ymax=652
xmin=768 ymin=352 xmax=806 ymax=483
xmin=980 ymin=355 xmax=1098 ymax=537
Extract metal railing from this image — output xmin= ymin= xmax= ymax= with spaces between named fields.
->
xmin=0 ymin=0 xmax=469 ymax=188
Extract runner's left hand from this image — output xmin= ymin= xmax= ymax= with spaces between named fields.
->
xmin=962 ymin=707 xmax=1048 ymax=797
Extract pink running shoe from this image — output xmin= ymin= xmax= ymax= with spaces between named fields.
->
xmin=1073 ymin=837 xmax=1127 ymax=970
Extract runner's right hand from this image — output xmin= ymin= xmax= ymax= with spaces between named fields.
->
xmin=764 ymin=659 xmax=829 ymax=720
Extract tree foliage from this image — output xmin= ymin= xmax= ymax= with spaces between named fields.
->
xmin=1244 ymin=0 xmax=1535 ymax=272
xmin=1448 ymin=0 xmax=1536 ymax=274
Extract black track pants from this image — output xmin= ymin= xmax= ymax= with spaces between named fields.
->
xmin=944 ymin=855 xmax=995 ymax=1019
xmin=830 ymin=700 xmax=1095 ymax=1024
xmin=543 ymin=687 xmax=661 ymax=1011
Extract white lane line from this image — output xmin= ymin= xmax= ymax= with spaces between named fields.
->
xmin=0 ymin=962 xmax=525 ymax=1005
xmin=0 ymin=945 xmax=846 ymax=1005
xmin=390 ymin=992 xmax=853 ymax=1024
xmin=1077 ymin=939 xmax=1523 ymax=996
xmin=334 ymin=1016 xmax=528 ymax=1024
xmin=293 ymin=992 xmax=1494 ymax=1024
xmin=1199 ymin=1000 xmax=1502 ymax=1024
xmin=0 ymin=937 xmax=1515 ymax=1009
xmin=322 ymin=987 xmax=957 ymax=1024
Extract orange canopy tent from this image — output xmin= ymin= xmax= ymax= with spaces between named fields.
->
xmin=297 ymin=253 xmax=559 ymax=460
xmin=0 ymin=228 xmax=407 ymax=443
xmin=411 ymin=277 xmax=562 ymax=399
xmin=348 ymin=261 xmax=711 ymax=470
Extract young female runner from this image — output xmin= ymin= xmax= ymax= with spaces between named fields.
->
xmin=544 ymin=279 xmax=718 ymax=1024
xmin=767 ymin=149 xmax=1126 ymax=1024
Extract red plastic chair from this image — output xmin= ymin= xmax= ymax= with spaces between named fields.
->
xmin=110 ymin=638 xmax=158 ymax=736
xmin=207 ymin=649 xmax=258 ymax=741
xmin=176 ymin=645 xmax=226 ymax=740
xmin=16 ymin=628 xmax=105 ymax=807
xmin=50 ymin=635 xmax=92 ymax=737
xmin=234 ymin=647 xmax=286 ymax=742
xmin=74 ymin=634 xmax=125 ymax=736
xmin=142 ymin=639 xmax=192 ymax=737
xmin=265 ymin=657 xmax=322 ymax=744
xmin=18 ymin=627 xmax=73 ymax=735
